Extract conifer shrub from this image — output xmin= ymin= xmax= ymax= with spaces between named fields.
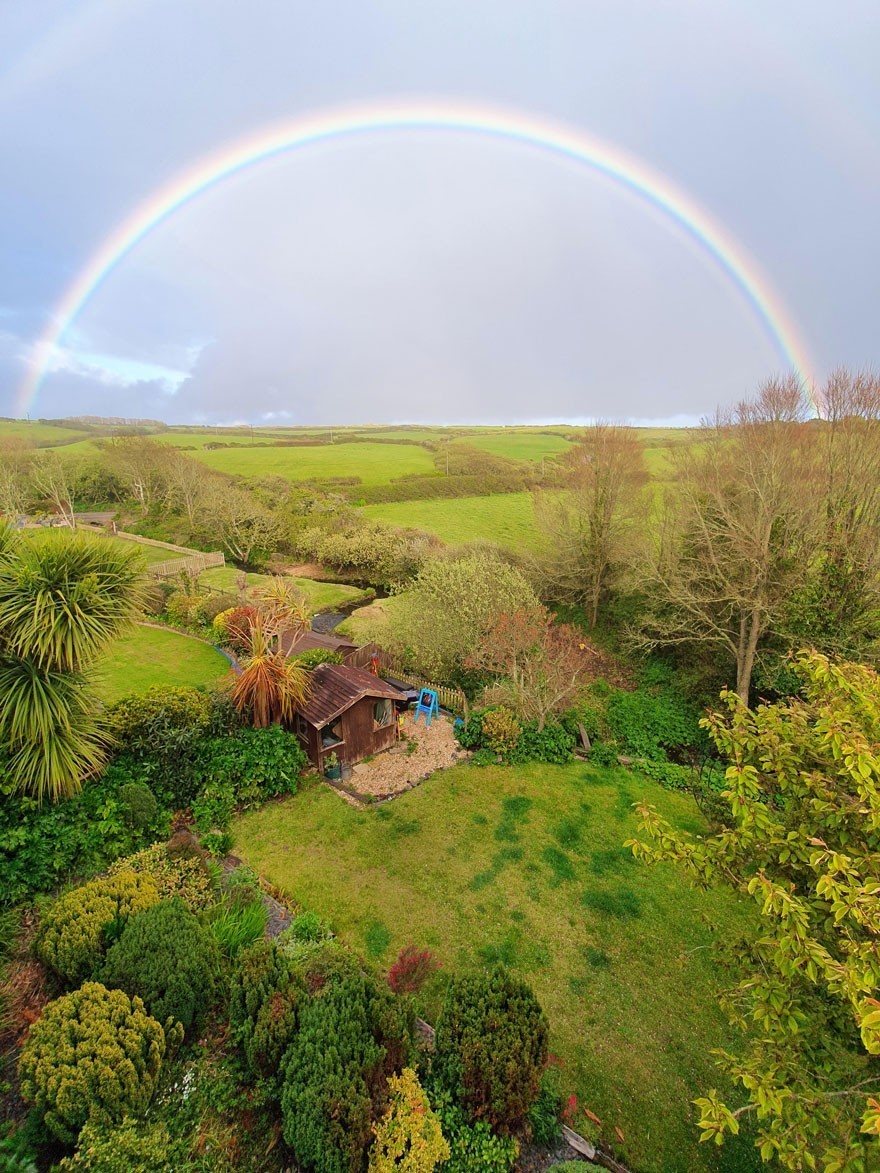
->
xmin=433 ymin=967 xmax=549 ymax=1134
xmin=57 ymin=1119 xmax=178 ymax=1171
xmin=117 ymin=782 xmax=159 ymax=829
xmin=230 ymin=939 xmax=301 ymax=1077
xmin=106 ymin=841 xmax=216 ymax=911
xmin=281 ymin=974 xmax=412 ymax=1173
xmin=18 ymin=982 xmax=176 ymax=1143
xmin=100 ymin=899 xmax=221 ymax=1030
xmin=36 ymin=871 xmax=160 ymax=985
xmin=369 ymin=1067 xmax=450 ymax=1172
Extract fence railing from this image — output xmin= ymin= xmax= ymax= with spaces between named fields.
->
xmin=148 ymin=551 xmax=225 ymax=579
xmin=380 ymin=661 xmax=467 ymax=715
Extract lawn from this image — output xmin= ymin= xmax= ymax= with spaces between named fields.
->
xmin=233 ymin=762 xmax=760 ymax=1173
xmin=95 ymin=624 xmax=233 ymax=702
xmin=187 ymin=441 xmax=437 ymax=485
xmin=199 ymin=566 xmax=371 ymax=613
xmin=360 ymin=492 xmax=541 ymax=553
xmin=19 ymin=527 xmax=176 ymax=566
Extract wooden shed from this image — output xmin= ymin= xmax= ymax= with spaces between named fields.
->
xmin=292 ymin=663 xmax=406 ymax=772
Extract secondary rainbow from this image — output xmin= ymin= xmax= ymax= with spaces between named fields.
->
xmin=17 ymin=99 xmax=819 ymax=416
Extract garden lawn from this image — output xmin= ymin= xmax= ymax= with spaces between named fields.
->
xmin=198 ymin=566 xmax=370 ymax=613
xmin=20 ymin=528 xmax=176 ymax=566
xmin=360 ymin=492 xmax=541 ymax=554
xmin=187 ymin=441 xmax=437 ymax=485
xmin=233 ymin=762 xmax=760 ymax=1173
xmin=95 ymin=624 xmax=233 ymax=702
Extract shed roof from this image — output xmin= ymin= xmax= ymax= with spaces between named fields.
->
xmin=298 ymin=663 xmax=404 ymax=729
xmin=281 ymin=629 xmax=358 ymax=657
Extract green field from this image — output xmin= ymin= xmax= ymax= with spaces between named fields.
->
xmin=233 ymin=762 xmax=759 ymax=1173
xmin=360 ymin=492 xmax=541 ymax=553
xmin=464 ymin=431 xmax=572 ymax=462
xmin=199 ymin=566 xmax=370 ymax=613
xmin=0 ymin=420 xmax=88 ymax=444
xmin=188 ymin=441 xmax=437 ymax=485
xmin=95 ymin=623 xmax=233 ymax=702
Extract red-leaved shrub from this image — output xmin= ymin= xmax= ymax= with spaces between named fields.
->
xmin=387 ymin=945 xmax=440 ymax=995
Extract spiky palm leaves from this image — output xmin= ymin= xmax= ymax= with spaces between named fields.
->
xmin=230 ymin=617 xmax=311 ymax=728
xmin=0 ymin=527 xmax=145 ymax=801
xmin=253 ymin=577 xmax=310 ymax=650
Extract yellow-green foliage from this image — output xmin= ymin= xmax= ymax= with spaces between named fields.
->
xmin=36 ymin=871 xmax=160 ymax=983
xmin=57 ymin=1119 xmax=177 ymax=1171
xmin=369 ymin=1068 xmax=450 ymax=1172
xmin=212 ymin=607 xmax=237 ymax=641
xmin=18 ymin=982 xmax=176 ymax=1143
xmin=107 ymin=843 xmax=216 ymax=912
xmin=480 ymin=707 xmax=521 ymax=758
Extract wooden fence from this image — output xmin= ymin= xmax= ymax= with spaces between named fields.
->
xmin=380 ymin=661 xmax=467 ymax=715
xmin=148 ymin=551 xmax=225 ymax=579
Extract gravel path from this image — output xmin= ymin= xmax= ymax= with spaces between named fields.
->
xmin=345 ymin=711 xmax=463 ymax=798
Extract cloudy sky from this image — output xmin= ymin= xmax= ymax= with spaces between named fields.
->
xmin=0 ymin=1 xmax=877 ymax=425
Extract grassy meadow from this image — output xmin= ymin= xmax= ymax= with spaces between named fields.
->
xmin=95 ymin=623 xmax=233 ymax=702
xmin=360 ymin=491 xmax=543 ymax=553
xmin=188 ymin=440 xmax=437 ymax=484
xmin=233 ymin=762 xmax=760 ymax=1173
xmin=199 ymin=565 xmax=371 ymax=613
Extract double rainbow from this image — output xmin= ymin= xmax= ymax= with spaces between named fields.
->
xmin=17 ymin=99 xmax=819 ymax=417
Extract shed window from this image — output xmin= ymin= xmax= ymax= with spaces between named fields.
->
xmin=373 ymin=699 xmax=392 ymax=729
xmin=294 ymin=715 xmax=309 ymax=739
xmin=321 ymin=718 xmax=344 ymax=748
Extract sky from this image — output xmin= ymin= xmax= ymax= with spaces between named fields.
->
xmin=0 ymin=0 xmax=877 ymax=426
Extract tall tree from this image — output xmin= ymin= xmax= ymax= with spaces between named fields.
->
xmin=632 ymin=377 xmax=816 ymax=702
xmin=0 ymin=526 xmax=144 ymax=800
xmin=102 ymin=436 xmax=171 ymax=515
xmin=534 ymin=422 xmax=646 ymax=627
xmin=31 ymin=451 xmax=79 ymax=528
xmin=204 ymin=483 xmax=282 ymax=568
xmin=230 ymin=617 xmax=310 ymax=728
xmin=628 ymin=651 xmax=880 ymax=1170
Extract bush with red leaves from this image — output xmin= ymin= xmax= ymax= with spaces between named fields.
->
xmin=387 ymin=945 xmax=440 ymax=995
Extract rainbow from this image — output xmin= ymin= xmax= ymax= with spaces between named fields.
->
xmin=16 ymin=99 xmax=820 ymax=416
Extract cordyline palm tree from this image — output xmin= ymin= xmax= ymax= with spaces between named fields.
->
xmin=230 ymin=616 xmax=311 ymax=727
xmin=0 ymin=525 xmax=144 ymax=802
xmin=253 ymin=577 xmax=310 ymax=651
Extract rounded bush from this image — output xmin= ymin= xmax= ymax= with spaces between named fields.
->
xmin=106 ymin=842 xmax=216 ymax=912
xmin=230 ymin=939 xmax=301 ymax=1075
xmin=18 ymin=982 xmax=173 ymax=1143
xmin=480 ymin=707 xmax=521 ymax=758
xmin=369 ymin=1067 xmax=450 ymax=1172
xmin=117 ymin=782 xmax=158 ymax=829
xmin=36 ymin=871 xmax=160 ymax=984
xmin=100 ymin=899 xmax=220 ymax=1030
xmin=57 ymin=1119 xmax=177 ymax=1171
xmin=433 ymin=967 xmax=549 ymax=1133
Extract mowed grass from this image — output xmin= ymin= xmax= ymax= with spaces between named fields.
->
xmin=199 ymin=566 xmax=371 ymax=613
xmin=233 ymin=763 xmax=759 ymax=1173
xmin=360 ymin=492 xmax=541 ymax=553
xmin=189 ymin=442 xmax=437 ymax=485
xmin=95 ymin=624 xmax=233 ymax=702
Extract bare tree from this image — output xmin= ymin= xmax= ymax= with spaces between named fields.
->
xmin=204 ymin=483 xmax=283 ymax=568
xmin=165 ymin=449 xmax=208 ymax=526
xmin=0 ymin=438 xmax=35 ymax=517
xmin=31 ymin=452 xmax=79 ymax=529
xmin=102 ymin=436 xmax=171 ymax=514
xmin=632 ymin=376 xmax=817 ymax=702
xmin=534 ymin=422 xmax=646 ymax=626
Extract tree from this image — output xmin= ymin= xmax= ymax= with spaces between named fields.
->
xmin=30 ymin=451 xmax=79 ymax=528
xmin=627 ymin=651 xmax=880 ymax=1169
xmin=386 ymin=551 xmax=540 ymax=679
xmin=230 ymin=617 xmax=311 ymax=727
xmin=102 ymin=436 xmax=171 ymax=514
xmin=204 ymin=483 xmax=283 ymax=568
xmin=164 ymin=449 xmax=208 ymax=526
xmin=534 ymin=422 xmax=646 ymax=626
xmin=0 ymin=437 xmax=35 ymax=518
xmin=467 ymin=605 xmax=594 ymax=729
xmin=0 ymin=526 xmax=144 ymax=800
xmin=631 ymin=377 xmax=816 ymax=702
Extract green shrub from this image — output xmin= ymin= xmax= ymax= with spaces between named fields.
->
xmin=281 ymin=974 xmax=412 ymax=1173
xmin=36 ymin=871 xmax=160 ymax=984
xmin=289 ymin=908 xmax=335 ymax=942
xmin=292 ymin=647 xmax=344 ymax=668
xmin=57 ymin=1119 xmax=179 ymax=1171
xmin=429 ymin=1091 xmax=519 ymax=1172
xmin=453 ymin=711 xmax=484 ymax=750
xmin=480 ymin=707 xmax=521 ymax=758
xmin=588 ymin=742 xmax=619 ymax=767
xmin=197 ymin=592 xmax=238 ymax=625
xmin=100 ymin=899 xmax=221 ymax=1030
xmin=117 ymin=782 xmax=158 ymax=829
xmin=164 ymin=592 xmax=203 ymax=628
xmin=509 ymin=721 xmax=575 ymax=765
xmin=433 ymin=967 xmax=548 ymax=1133
xmin=0 ymin=765 xmax=169 ymax=905
xmin=18 ymin=982 xmax=176 ymax=1143
xmin=106 ymin=842 xmax=216 ymax=911
xmin=606 ymin=681 xmax=706 ymax=762
xmin=471 ymin=747 xmax=497 ymax=767
xmin=192 ymin=725 xmax=307 ymax=831
xmin=230 ymin=939 xmax=301 ymax=1077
